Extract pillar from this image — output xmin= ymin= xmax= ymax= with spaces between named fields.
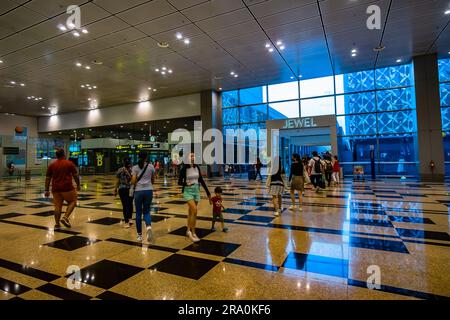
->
xmin=200 ymin=90 xmax=222 ymax=177
xmin=414 ymin=54 xmax=445 ymax=182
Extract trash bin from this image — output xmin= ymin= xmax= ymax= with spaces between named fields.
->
xmin=25 ymin=169 xmax=31 ymax=181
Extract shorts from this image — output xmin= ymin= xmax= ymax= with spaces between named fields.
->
xmin=290 ymin=175 xmax=305 ymax=191
xmin=53 ymin=190 xmax=77 ymax=209
xmin=269 ymin=184 xmax=284 ymax=196
xmin=183 ymin=184 xmax=201 ymax=202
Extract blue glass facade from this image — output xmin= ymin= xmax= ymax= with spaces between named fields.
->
xmin=222 ymin=63 xmax=418 ymax=177
xmin=439 ymin=58 xmax=450 ymax=176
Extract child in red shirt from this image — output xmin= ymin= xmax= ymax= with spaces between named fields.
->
xmin=211 ymin=187 xmax=229 ymax=232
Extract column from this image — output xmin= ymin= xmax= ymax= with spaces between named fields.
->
xmin=414 ymin=54 xmax=445 ymax=182
xmin=200 ymin=90 xmax=222 ymax=177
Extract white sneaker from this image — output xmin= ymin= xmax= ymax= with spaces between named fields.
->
xmin=289 ymin=205 xmax=296 ymax=211
xmin=123 ymin=223 xmax=130 ymax=229
xmin=274 ymin=211 xmax=280 ymax=217
xmin=186 ymin=230 xmax=199 ymax=243
xmin=137 ymin=234 xmax=143 ymax=242
xmin=298 ymin=207 xmax=303 ymax=212
xmin=146 ymin=226 xmax=153 ymax=242
xmin=192 ymin=233 xmax=201 ymax=242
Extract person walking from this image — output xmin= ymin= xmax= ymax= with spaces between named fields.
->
xmin=323 ymin=154 xmax=333 ymax=187
xmin=44 ymin=148 xmax=80 ymax=229
xmin=289 ymin=154 xmax=304 ymax=212
xmin=178 ymin=153 xmax=212 ymax=242
xmin=114 ymin=158 xmax=134 ymax=228
xmin=308 ymin=151 xmax=325 ymax=193
xmin=332 ymin=155 xmax=341 ymax=185
xmin=131 ymin=152 xmax=156 ymax=242
xmin=255 ymin=157 xmax=263 ymax=181
xmin=267 ymin=157 xmax=285 ymax=217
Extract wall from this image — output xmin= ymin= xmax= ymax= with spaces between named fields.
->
xmin=38 ymin=94 xmax=201 ymax=132
xmin=0 ymin=114 xmax=38 ymax=137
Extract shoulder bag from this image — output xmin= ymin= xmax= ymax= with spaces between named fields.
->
xmin=129 ymin=163 xmax=150 ymax=198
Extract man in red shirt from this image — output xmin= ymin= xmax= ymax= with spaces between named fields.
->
xmin=45 ymin=148 xmax=80 ymax=229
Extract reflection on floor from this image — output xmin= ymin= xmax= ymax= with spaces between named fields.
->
xmin=0 ymin=175 xmax=450 ymax=300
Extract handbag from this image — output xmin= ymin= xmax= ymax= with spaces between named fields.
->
xmin=129 ymin=163 xmax=150 ymax=198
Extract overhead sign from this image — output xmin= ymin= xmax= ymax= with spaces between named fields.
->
xmin=282 ymin=117 xmax=318 ymax=129
xmin=116 ymin=144 xmax=160 ymax=150
xmin=3 ymin=147 xmax=20 ymax=155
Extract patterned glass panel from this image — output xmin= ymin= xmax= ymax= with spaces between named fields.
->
xmin=337 ymin=114 xmax=377 ymax=136
xmin=239 ymin=86 xmax=267 ymax=105
xmin=377 ymin=87 xmax=415 ymax=111
xmin=441 ymin=108 xmax=450 ymax=132
xmin=223 ymin=108 xmax=239 ymax=125
xmin=440 ymin=83 xmax=450 ymax=107
xmin=240 ymin=104 xmax=268 ymax=123
xmin=335 ymin=70 xmax=375 ymax=94
xmin=377 ymin=110 xmax=416 ymax=134
xmin=336 ymin=92 xmax=376 ymax=115
xmin=222 ymin=90 xmax=238 ymax=108
xmin=375 ymin=64 xmax=413 ymax=89
xmin=438 ymin=58 xmax=450 ymax=83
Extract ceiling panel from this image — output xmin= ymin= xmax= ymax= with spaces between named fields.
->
xmin=116 ymin=0 xmax=176 ymax=25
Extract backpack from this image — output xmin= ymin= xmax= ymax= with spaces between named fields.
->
xmin=325 ymin=160 xmax=333 ymax=173
xmin=314 ymin=158 xmax=322 ymax=174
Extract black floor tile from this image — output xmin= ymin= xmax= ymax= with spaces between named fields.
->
xmin=396 ymin=228 xmax=450 ymax=241
xmin=238 ymin=215 xmax=274 ymax=223
xmin=223 ymin=208 xmax=252 ymax=215
xmin=37 ymin=283 xmax=92 ymax=300
xmin=169 ymin=226 xmax=213 ymax=239
xmin=88 ymin=217 xmax=122 ymax=225
xmin=33 ymin=210 xmax=58 ymax=217
xmin=0 ymin=258 xmax=59 ymax=282
xmin=0 ymin=277 xmax=31 ymax=295
xmin=45 ymin=236 xmax=100 ymax=251
xmin=282 ymin=252 xmax=349 ymax=278
xmin=238 ymin=201 xmax=266 ymax=206
xmin=105 ymin=238 xmax=178 ymax=253
xmin=0 ymin=212 xmax=24 ymax=219
xmin=350 ymin=236 xmax=409 ymax=253
xmin=253 ymin=206 xmax=277 ymax=212
xmin=96 ymin=291 xmax=136 ymax=300
xmin=184 ymin=239 xmax=240 ymax=257
xmin=388 ymin=216 xmax=435 ymax=224
xmin=86 ymin=202 xmax=111 ymax=207
xmin=150 ymin=215 xmax=167 ymax=223
xmin=150 ymin=254 xmax=219 ymax=280
xmin=350 ymin=218 xmax=393 ymax=228
xmin=224 ymin=258 xmax=279 ymax=272
xmin=26 ymin=203 xmax=51 ymax=209
xmin=68 ymin=260 xmax=144 ymax=290
xmin=164 ymin=200 xmax=186 ymax=205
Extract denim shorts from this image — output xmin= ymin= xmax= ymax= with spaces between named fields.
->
xmin=183 ymin=184 xmax=201 ymax=202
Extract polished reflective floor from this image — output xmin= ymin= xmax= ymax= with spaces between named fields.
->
xmin=1 ymin=175 xmax=450 ymax=300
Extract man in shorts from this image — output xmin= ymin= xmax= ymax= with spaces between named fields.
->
xmin=45 ymin=148 xmax=80 ymax=229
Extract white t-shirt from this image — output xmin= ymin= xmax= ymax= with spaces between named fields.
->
xmin=132 ymin=163 xmax=155 ymax=192
xmin=308 ymin=157 xmax=325 ymax=175
xmin=186 ymin=167 xmax=200 ymax=186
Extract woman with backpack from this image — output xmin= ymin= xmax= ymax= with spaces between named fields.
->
xmin=289 ymin=154 xmax=304 ymax=212
xmin=131 ymin=152 xmax=156 ymax=242
xmin=114 ymin=158 xmax=134 ymax=228
xmin=323 ymin=154 xmax=333 ymax=187
xmin=178 ymin=153 xmax=212 ymax=242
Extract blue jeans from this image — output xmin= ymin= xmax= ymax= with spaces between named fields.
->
xmin=134 ymin=190 xmax=153 ymax=235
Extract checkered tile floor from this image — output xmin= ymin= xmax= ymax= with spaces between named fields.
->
xmin=0 ymin=175 xmax=450 ymax=300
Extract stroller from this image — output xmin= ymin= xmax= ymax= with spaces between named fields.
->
xmin=353 ymin=166 xmax=365 ymax=182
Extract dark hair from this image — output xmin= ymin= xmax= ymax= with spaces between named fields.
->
xmin=292 ymin=154 xmax=301 ymax=162
xmin=334 ymin=155 xmax=338 ymax=161
xmin=123 ymin=157 xmax=131 ymax=167
xmin=138 ymin=152 xmax=147 ymax=169
xmin=312 ymin=151 xmax=318 ymax=157
xmin=55 ymin=148 xmax=65 ymax=159
xmin=214 ymin=187 xmax=223 ymax=194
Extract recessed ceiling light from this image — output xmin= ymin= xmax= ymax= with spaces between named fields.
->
xmin=81 ymin=85 xmax=85 ymax=88
xmin=153 ymin=89 xmax=157 ymax=92
xmin=85 ymin=66 xmax=91 ymax=70
xmin=230 ymin=71 xmax=235 ymax=75
xmin=73 ymin=31 xmax=80 ymax=37
xmin=276 ymin=41 xmax=282 ymax=46
xmin=219 ymin=87 xmax=222 ymax=91
xmin=161 ymin=71 xmax=166 ymax=75
xmin=10 ymin=81 xmax=16 ymax=85
xmin=268 ymin=48 xmax=274 ymax=52
xmin=351 ymin=49 xmax=357 ymax=53
xmin=67 ymin=22 xmax=75 ymax=29
xmin=148 ymin=87 xmax=152 ymax=90
xmin=162 ymin=67 xmax=167 ymax=71
xmin=234 ymin=74 xmax=238 ymax=78
xmin=265 ymin=43 xmax=270 ymax=48
xmin=445 ymin=9 xmax=450 ymax=15
xmin=155 ymin=68 xmax=159 ymax=72
xmin=58 ymin=24 xmax=67 ymax=31
xmin=93 ymin=86 xmax=97 ymax=89
xmin=279 ymin=45 xmax=285 ymax=50
xmin=298 ymin=75 xmax=303 ymax=78
xmin=0 ymin=60 xmax=3 ymax=64
xmin=76 ymin=62 xmax=82 ymax=67
xmin=396 ymin=59 xmax=402 ymax=63
xmin=20 ymin=83 xmax=25 ymax=87
xmin=168 ymin=69 xmax=173 ymax=74
xmin=81 ymin=29 xmax=88 ymax=34
xmin=290 ymin=76 xmax=294 ymax=79
xmin=41 ymin=107 xmax=45 ymax=109
xmin=183 ymin=38 xmax=190 ymax=44
xmin=351 ymin=53 xmax=357 ymax=57
xmin=176 ymin=33 xmax=183 ymax=39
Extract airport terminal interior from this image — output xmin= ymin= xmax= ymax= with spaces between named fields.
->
xmin=0 ymin=0 xmax=450 ymax=301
